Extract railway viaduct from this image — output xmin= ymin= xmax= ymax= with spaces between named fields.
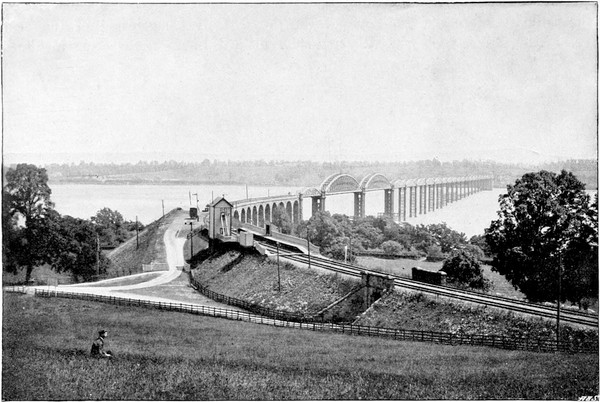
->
xmin=230 ymin=173 xmax=493 ymax=228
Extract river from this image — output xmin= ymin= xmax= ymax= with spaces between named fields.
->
xmin=49 ymin=183 xmax=596 ymax=238
xmin=49 ymin=183 xmax=299 ymax=226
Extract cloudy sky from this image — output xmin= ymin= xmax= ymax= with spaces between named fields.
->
xmin=3 ymin=2 xmax=597 ymax=165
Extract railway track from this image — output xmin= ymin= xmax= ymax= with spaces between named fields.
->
xmin=260 ymin=242 xmax=599 ymax=328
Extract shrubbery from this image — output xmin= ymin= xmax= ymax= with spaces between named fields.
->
xmin=425 ymin=245 xmax=446 ymax=262
xmin=381 ymin=240 xmax=404 ymax=255
xmin=440 ymin=250 xmax=491 ymax=291
xmin=297 ymin=212 xmax=473 ymax=263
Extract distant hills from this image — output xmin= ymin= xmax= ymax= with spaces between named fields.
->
xmin=19 ymin=158 xmax=596 ymax=190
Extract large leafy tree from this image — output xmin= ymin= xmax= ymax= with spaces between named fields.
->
xmin=440 ymin=249 xmax=490 ymax=290
xmin=48 ymin=213 xmax=106 ymax=281
xmin=485 ymin=170 xmax=598 ymax=305
xmin=351 ymin=218 xmax=384 ymax=250
xmin=4 ymin=163 xmax=54 ymax=225
xmin=3 ymin=164 xmax=55 ymax=282
xmin=3 ymin=164 xmax=106 ymax=283
xmin=91 ymin=207 xmax=128 ymax=245
xmin=425 ymin=222 xmax=467 ymax=253
xmin=297 ymin=211 xmax=357 ymax=261
xmin=271 ymin=206 xmax=292 ymax=235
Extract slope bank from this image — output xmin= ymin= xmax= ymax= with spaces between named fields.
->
xmin=192 ymin=249 xmax=365 ymax=322
xmin=191 ymin=246 xmax=598 ymax=348
xmin=106 ymin=209 xmax=184 ymax=277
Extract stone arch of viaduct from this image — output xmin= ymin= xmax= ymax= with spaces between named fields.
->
xmin=231 ymin=173 xmax=493 ymax=229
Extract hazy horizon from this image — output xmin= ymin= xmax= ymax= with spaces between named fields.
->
xmin=4 ymin=148 xmax=595 ymax=167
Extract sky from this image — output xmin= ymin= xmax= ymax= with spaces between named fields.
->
xmin=2 ymin=2 xmax=598 ymax=165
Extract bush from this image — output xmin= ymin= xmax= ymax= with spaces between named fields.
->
xmin=381 ymin=240 xmax=404 ymax=255
xmin=440 ymin=250 xmax=491 ymax=291
xmin=425 ymin=245 xmax=446 ymax=262
xmin=461 ymin=244 xmax=485 ymax=261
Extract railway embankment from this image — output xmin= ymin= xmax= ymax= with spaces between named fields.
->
xmin=355 ymin=291 xmax=598 ymax=349
xmin=107 ymin=209 xmax=184 ymax=277
xmin=191 ymin=245 xmax=598 ymax=348
xmin=191 ymin=248 xmax=365 ymax=322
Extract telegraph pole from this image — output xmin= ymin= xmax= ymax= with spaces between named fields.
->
xmin=556 ymin=254 xmax=562 ymax=350
xmin=348 ymin=237 xmax=352 ymax=265
xmin=162 ymin=200 xmax=165 ymax=218
xmin=344 ymin=245 xmax=348 ymax=264
xmin=307 ymin=232 xmax=311 ymax=269
xmin=188 ymin=221 xmax=194 ymax=258
xmin=96 ymin=234 xmax=100 ymax=277
xmin=136 ymin=216 xmax=139 ymax=249
xmin=276 ymin=241 xmax=281 ymax=292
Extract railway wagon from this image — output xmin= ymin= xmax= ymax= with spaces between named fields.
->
xmin=412 ymin=266 xmax=447 ymax=285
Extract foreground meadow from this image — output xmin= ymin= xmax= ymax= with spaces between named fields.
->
xmin=3 ymin=293 xmax=598 ymax=400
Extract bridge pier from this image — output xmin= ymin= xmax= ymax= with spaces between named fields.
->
xmin=296 ymin=194 xmax=303 ymax=223
xmin=428 ymin=182 xmax=435 ymax=212
xmin=398 ymin=185 xmax=407 ymax=222
xmin=452 ymin=181 xmax=457 ymax=202
xmin=383 ymin=188 xmax=394 ymax=218
xmin=312 ymin=195 xmax=325 ymax=217
xmin=354 ymin=191 xmax=366 ymax=220
xmin=419 ymin=184 xmax=426 ymax=215
xmin=407 ymin=185 xmax=414 ymax=218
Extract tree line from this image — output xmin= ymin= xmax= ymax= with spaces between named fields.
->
xmin=35 ymin=158 xmax=597 ymax=189
xmin=3 ymin=164 xmax=143 ymax=283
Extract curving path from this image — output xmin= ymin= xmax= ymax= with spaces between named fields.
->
xmin=21 ymin=214 xmax=233 ymax=309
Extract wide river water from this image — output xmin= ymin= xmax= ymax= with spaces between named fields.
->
xmin=49 ymin=183 xmax=597 ymax=238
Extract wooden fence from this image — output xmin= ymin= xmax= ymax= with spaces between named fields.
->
xmin=4 ymin=286 xmax=28 ymax=294
xmin=32 ymin=288 xmax=598 ymax=354
xmin=189 ymin=275 xmax=315 ymax=323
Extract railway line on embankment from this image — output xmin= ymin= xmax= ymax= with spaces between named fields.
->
xmin=259 ymin=242 xmax=598 ymax=328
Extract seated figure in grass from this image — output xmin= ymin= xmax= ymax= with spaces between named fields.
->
xmin=91 ymin=330 xmax=113 ymax=358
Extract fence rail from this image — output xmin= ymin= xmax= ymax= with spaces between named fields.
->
xmin=31 ymin=288 xmax=598 ymax=354
xmin=4 ymin=286 xmax=27 ymax=294
xmin=190 ymin=275 xmax=316 ymax=323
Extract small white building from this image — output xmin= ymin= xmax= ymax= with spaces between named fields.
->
xmin=208 ymin=197 xmax=233 ymax=240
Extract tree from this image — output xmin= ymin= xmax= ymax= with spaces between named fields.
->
xmin=408 ymin=224 xmax=436 ymax=253
xmin=440 ymin=249 xmax=491 ymax=290
xmin=485 ymin=170 xmax=598 ymax=304
xmin=91 ymin=207 xmax=128 ymax=245
xmin=468 ymin=234 xmax=490 ymax=256
xmin=425 ymin=222 xmax=467 ymax=253
xmin=351 ymin=218 xmax=384 ymax=250
xmin=461 ymin=244 xmax=485 ymax=261
xmin=299 ymin=211 xmax=344 ymax=248
xmin=3 ymin=164 xmax=55 ymax=282
xmin=48 ymin=213 xmax=107 ymax=282
xmin=271 ymin=206 xmax=292 ymax=235
xmin=381 ymin=240 xmax=404 ymax=255
xmin=426 ymin=244 xmax=446 ymax=262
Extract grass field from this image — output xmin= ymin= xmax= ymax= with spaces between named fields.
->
xmin=3 ymin=292 xmax=598 ymax=400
